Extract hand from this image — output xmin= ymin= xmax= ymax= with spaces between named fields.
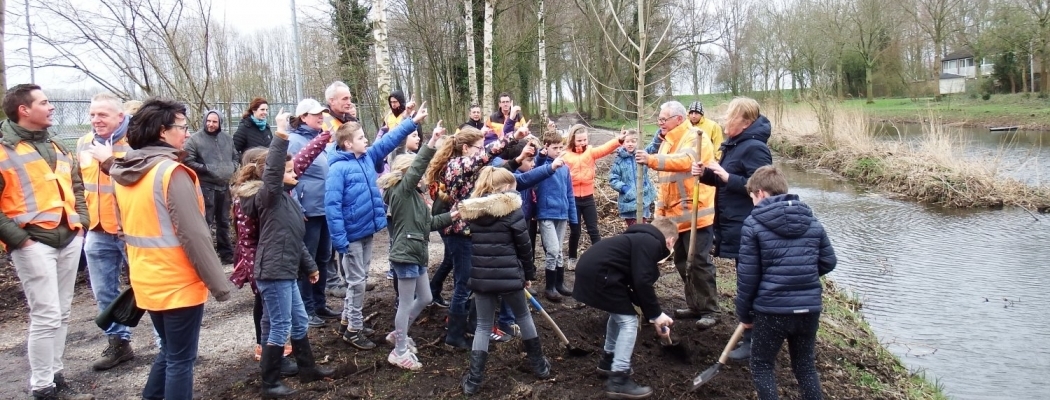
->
xmin=551 ymin=156 xmax=565 ymax=170
xmin=89 ymin=141 xmax=114 ymax=162
xmin=704 ymin=161 xmax=728 ymax=182
xmin=515 ymin=126 xmax=530 ymax=140
xmin=405 ymin=100 xmax=416 ymax=113
xmin=429 ymin=120 xmax=446 ymax=147
xmin=511 ymin=105 xmax=522 ymax=119
xmin=617 ymin=128 xmax=627 ymax=143
xmin=489 ymin=140 xmax=505 ymax=154
xmin=412 ymin=101 xmax=429 ymax=123
xmin=450 ymin=209 xmax=460 ymax=220
xmin=691 ymin=161 xmax=704 ymax=176
xmin=525 ymin=280 xmax=532 ymax=289
xmin=741 ymin=323 xmax=753 ymax=329
xmin=274 ymin=108 xmax=291 ymax=133
xmin=652 ymin=313 xmax=673 ymax=337
xmin=21 ymin=238 xmax=36 ymax=248
xmin=547 ymin=119 xmax=556 ymax=131
xmin=634 ymin=149 xmax=649 ymax=165
xmin=309 ymin=271 xmax=320 ymax=284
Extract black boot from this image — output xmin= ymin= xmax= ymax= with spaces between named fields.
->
xmin=597 ymin=351 xmax=614 ymax=377
xmin=445 ymin=312 xmax=471 ymax=349
xmin=605 ymin=370 xmax=653 ymax=399
xmin=543 ymin=270 xmax=562 ymax=302
xmin=522 ymin=337 xmax=550 ymax=378
xmin=728 ymin=328 xmax=752 ymax=360
xmin=461 ymin=350 xmax=488 ymax=396
xmin=260 ymin=345 xmax=297 ymax=398
xmin=555 ymin=267 xmax=573 ymax=296
xmin=279 ymin=356 xmax=299 ymax=377
xmin=290 ymin=337 xmax=335 ymax=383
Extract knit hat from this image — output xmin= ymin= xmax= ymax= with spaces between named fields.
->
xmin=688 ymin=101 xmax=704 ymax=115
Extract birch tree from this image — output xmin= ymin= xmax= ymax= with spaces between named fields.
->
xmin=373 ymin=0 xmax=392 ymax=99
xmin=465 ymin=0 xmax=479 ymax=105
xmin=538 ymin=0 xmax=548 ymax=120
xmin=482 ymin=0 xmax=494 ymax=115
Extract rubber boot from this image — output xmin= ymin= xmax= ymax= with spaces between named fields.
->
xmin=461 ymin=350 xmax=488 ymax=396
xmin=728 ymin=328 xmax=752 ymax=361
xmin=543 ymin=270 xmax=562 ymax=302
xmin=605 ymin=370 xmax=653 ymax=399
xmin=444 ymin=312 xmax=471 ymax=350
xmin=596 ymin=351 xmax=614 ymax=377
xmin=290 ymin=337 xmax=335 ymax=383
xmin=555 ymin=267 xmax=573 ymax=296
xmin=260 ymin=345 xmax=297 ymax=398
xmin=522 ymin=337 xmax=551 ymax=378
xmin=279 ymin=356 xmax=299 ymax=377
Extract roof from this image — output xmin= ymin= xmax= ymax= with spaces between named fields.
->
xmin=940 ymin=73 xmax=966 ymax=79
xmin=943 ymin=50 xmax=973 ymax=62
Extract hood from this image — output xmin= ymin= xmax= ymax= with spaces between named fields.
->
xmin=458 ymin=192 xmax=522 ymax=223
xmin=201 ymin=110 xmax=223 ymax=134
xmin=110 ymin=145 xmax=181 ymax=186
xmin=234 ymin=180 xmax=262 ymax=198
xmin=328 ymin=148 xmax=362 ymax=165
xmin=291 ymin=123 xmax=321 ymax=139
xmin=616 ymin=146 xmax=636 ymax=159
xmin=728 ymin=115 xmax=771 ymax=145
xmin=461 ymin=119 xmax=484 ymax=130
xmin=624 ymin=223 xmax=672 ymax=258
xmin=0 ymin=119 xmax=49 ymax=146
xmin=751 ymin=194 xmax=814 ymax=238
xmin=389 ymin=90 xmax=407 ymax=117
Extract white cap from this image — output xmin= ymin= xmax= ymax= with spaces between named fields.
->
xmin=295 ymin=98 xmax=328 ymax=116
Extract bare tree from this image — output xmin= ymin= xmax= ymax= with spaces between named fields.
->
xmin=465 ymin=0 xmax=479 ymax=106
xmin=538 ymin=0 xmax=548 ymax=120
xmin=373 ymin=0 xmax=392 ymax=100
xmin=901 ymin=0 xmax=963 ymax=99
xmin=848 ymin=0 xmax=897 ymax=103
xmin=482 ymin=0 xmax=494 ymax=115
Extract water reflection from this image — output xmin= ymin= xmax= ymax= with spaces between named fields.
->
xmin=778 ymin=160 xmax=1050 ymax=400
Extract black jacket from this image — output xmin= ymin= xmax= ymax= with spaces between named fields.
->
xmin=184 ymin=110 xmax=238 ymax=189
xmin=572 ymin=224 xmax=670 ymax=320
xmin=700 ymin=115 xmax=773 ymax=259
xmin=459 ymin=191 xmax=535 ymax=294
xmin=237 ymin=135 xmax=318 ymax=281
xmin=232 ymin=116 xmax=273 ymax=161
xmin=735 ymin=194 xmax=836 ymax=323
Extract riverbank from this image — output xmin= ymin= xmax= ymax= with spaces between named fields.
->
xmin=844 ymin=94 xmax=1050 ymax=132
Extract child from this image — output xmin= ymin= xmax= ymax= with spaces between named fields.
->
xmin=238 ymin=112 xmax=335 ymax=397
xmin=533 ymin=130 xmax=577 ymax=301
xmin=572 ymin=218 xmax=678 ymax=399
xmin=608 ymin=129 xmax=656 ymax=228
xmin=562 ymin=124 xmax=624 ymax=277
xmin=457 ymin=167 xmax=550 ymax=396
xmin=326 ymin=104 xmax=429 ymax=350
xmin=378 ymin=122 xmax=456 ymax=370
xmin=736 ymin=165 xmax=836 ymax=400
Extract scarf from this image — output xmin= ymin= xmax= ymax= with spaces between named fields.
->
xmin=250 ymin=115 xmax=268 ymax=131
xmin=94 ymin=115 xmax=130 ymax=145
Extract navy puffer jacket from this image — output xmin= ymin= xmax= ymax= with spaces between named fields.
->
xmin=735 ymin=194 xmax=836 ymax=324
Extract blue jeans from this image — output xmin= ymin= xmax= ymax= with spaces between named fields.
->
xmin=257 ymin=280 xmax=309 ymax=345
xmin=603 ymin=313 xmax=639 ymax=372
xmin=300 ymin=216 xmax=332 ymax=314
xmin=498 ymin=298 xmax=515 ymax=327
xmin=84 ymin=230 xmax=131 ymax=340
xmin=446 ymin=234 xmax=473 ymax=315
xmin=143 ymin=305 xmax=204 ymax=400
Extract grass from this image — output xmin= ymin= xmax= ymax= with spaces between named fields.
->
xmin=841 ymin=94 xmax=1050 ymax=130
xmin=587 ymin=118 xmax=659 ymax=138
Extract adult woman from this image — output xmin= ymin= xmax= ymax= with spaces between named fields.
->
xmin=233 ymin=97 xmax=274 ymax=159
xmin=110 ymin=98 xmax=234 ymax=400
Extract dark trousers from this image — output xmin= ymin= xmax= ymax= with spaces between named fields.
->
xmin=430 ymin=234 xmax=453 ymax=298
xmin=446 ymin=235 xmax=474 ymax=315
xmin=569 ymin=195 xmax=601 ymax=258
xmin=142 ymin=305 xmax=204 ymax=400
xmin=300 ymin=216 xmax=332 ymax=315
xmin=202 ymin=186 xmax=233 ymax=259
xmin=674 ymin=227 xmax=719 ymax=314
xmin=253 ymin=293 xmax=263 ymax=344
xmin=750 ymin=311 xmax=823 ymax=400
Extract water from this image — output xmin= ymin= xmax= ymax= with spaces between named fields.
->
xmin=778 ymin=161 xmax=1050 ymax=400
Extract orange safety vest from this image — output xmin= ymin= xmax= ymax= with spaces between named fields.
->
xmin=115 ymin=160 xmax=207 ymax=311
xmin=0 ymin=141 xmax=82 ymax=250
xmin=321 ymin=112 xmax=343 ymax=133
xmin=647 ymin=121 xmax=716 ymax=232
xmin=76 ymin=134 xmax=130 ymax=234
xmin=485 ymin=111 xmax=524 ymax=139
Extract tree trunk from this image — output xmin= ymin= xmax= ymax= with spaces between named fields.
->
xmin=933 ymin=41 xmax=942 ymax=100
xmin=482 ymin=0 xmax=494 ymax=115
xmin=0 ymin=0 xmax=6 ymax=120
xmin=373 ymin=0 xmax=392 ymax=99
xmin=865 ymin=65 xmax=874 ymax=103
xmin=635 ymin=0 xmax=646 ymax=221
xmin=538 ymin=0 xmax=548 ymax=121
xmin=836 ymin=62 xmax=845 ymax=100
xmin=464 ymin=0 xmax=478 ymax=106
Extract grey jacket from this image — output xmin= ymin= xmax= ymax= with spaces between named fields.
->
xmin=184 ymin=110 xmax=238 ymax=189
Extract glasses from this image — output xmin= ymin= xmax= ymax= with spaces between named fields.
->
xmin=471 ymin=145 xmax=484 ymax=151
xmin=169 ymin=124 xmax=188 ymax=132
xmin=657 ymin=115 xmax=679 ymax=124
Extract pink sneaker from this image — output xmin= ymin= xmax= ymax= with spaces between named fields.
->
xmin=385 ymin=331 xmax=418 ymax=354
xmin=388 ymin=348 xmax=422 ymax=371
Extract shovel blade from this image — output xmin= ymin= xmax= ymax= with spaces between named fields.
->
xmin=567 ymin=346 xmax=592 ymax=357
xmin=690 ymin=363 xmax=722 ymax=392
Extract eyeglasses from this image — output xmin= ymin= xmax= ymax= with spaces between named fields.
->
xmin=471 ymin=145 xmax=484 ymax=151
xmin=169 ymin=124 xmax=188 ymax=132
xmin=657 ymin=116 xmax=679 ymax=124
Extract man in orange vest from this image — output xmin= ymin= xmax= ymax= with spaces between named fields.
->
xmin=0 ymin=84 xmax=93 ymax=399
xmin=485 ymin=92 xmax=525 ymax=144
xmin=76 ymin=92 xmax=137 ymax=372
xmin=635 ymin=100 xmax=720 ymax=330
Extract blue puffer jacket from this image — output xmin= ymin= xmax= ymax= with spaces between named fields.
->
xmin=609 ymin=147 xmax=656 ymax=218
xmin=288 ymin=124 xmax=329 ymax=217
xmin=325 ymin=118 xmax=418 ymax=252
xmin=515 ymin=163 xmax=556 ymax=219
xmin=533 ymin=154 xmax=577 ymax=223
xmin=735 ymin=194 xmax=837 ymax=324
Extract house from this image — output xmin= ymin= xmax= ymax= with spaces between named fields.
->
xmin=939 ymin=73 xmax=966 ymax=94
xmin=940 ymin=50 xmax=994 ymax=94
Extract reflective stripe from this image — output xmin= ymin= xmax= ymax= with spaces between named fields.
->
xmin=656 ymin=172 xmax=692 ymax=183
xmin=668 ymin=207 xmax=715 ymax=223
xmin=122 ymin=161 xmax=182 ymax=248
xmin=83 ymin=183 xmax=115 ymax=194
xmin=0 ymin=144 xmax=80 ymax=226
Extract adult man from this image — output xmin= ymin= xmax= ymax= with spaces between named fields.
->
xmin=458 ymin=104 xmax=484 ymax=132
xmin=325 ymin=81 xmax=358 ymax=126
xmin=0 ymin=84 xmax=93 ymax=399
xmin=485 ymin=93 xmax=524 ymax=139
xmin=320 ymin=81 xmax=355 ymax=299
xmin=635 ymin=101 xmax=720 ymax=329
xmin=76 ymin=92 xmax=135 ymax=371
xmin=183 ymin=110 xmax=237 ymax=264
xmin=687 ymin=101 xmax=725 ymax=160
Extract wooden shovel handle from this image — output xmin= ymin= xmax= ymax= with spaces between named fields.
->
xmin=525 ymin=289 xmax=571 ymax=346
xmin=718 ymin=324 xmax=747 ymax=364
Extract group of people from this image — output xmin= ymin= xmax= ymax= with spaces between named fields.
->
xmin=1 ymin=81 xmax=837 ymax=400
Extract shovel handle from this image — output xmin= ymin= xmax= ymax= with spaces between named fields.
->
xmin=718 ymin=324 xmax=747 ymax=364
xmin=525 ymin=289 xmax=572 ymax=346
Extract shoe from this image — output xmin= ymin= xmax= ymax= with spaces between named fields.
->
xmin=308 ymin=315 xmax=326 ymax=328
xmin=92 ymin=335 xmax=134 ymax=371
xmin=597 ymin=351 xmax=614 ymax=377
xmin=566 ymin=257 xmax=577 ymax=271
xmin=290 ymin=337 xmax=335 ymax=383
xmin=387 ymin=348 xmax=422 ymax=370
xmin=386 ymin=270 xmax=394 ymax=280
xmin=522 ymin=337 xmax=550 ymax=378
xmin=673 ymin=308 xmax=701 ymax=319
xmin=366 ymin=282 xmax=376 ymax=291
xmin=33 ymin=385 xmax=95 ymax=400
xmin=497 ymin=322 xmax=520 ymax=338
xmin=461 ymin=350 xmax=488 ymax=396
xmin=605 ymin=370 xmax=653 ymax=399
xmin=260 ymin=345 xmax=297 ymax=398
xmin=431 ymin=296 xmax=450 ymax=308
xmin=385 ymin=331 xmax=418 ymax=354
xmin=254 ymin=344 xmax=262 ymax=361
xmin=728 ymin=328 xmax=752 ymax=360
xmin=221 ymin=256 xmax=235 ymax=265
xmin=489 ymin=327 xmax=512 ymax=343
xmin=279 ymin=356 xmax=299 ymax=377
xmin=342 ymin=329 xmax=376 ymax=350
xmin=52 ymin=373 xmax=95 ymax=400
xmin=695 ymin=315 xmax=719 ymax=330
xmin=543 ymin=270 xmax=562 ymax=302
xmin=315 ymin=307 xmax=340 ymax=320
xmin=326 ymin=286 xmax=347 ymax=298
xmin=444 ymin=313 xmax=471 ymax=350
xmin=555 ymin=267 xmax=573 ymax=296
xmin=360 ymin=326 xmax=375 ymax=337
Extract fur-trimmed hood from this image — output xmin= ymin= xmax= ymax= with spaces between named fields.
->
xmin=234 ymin=180 xmax=263 ymax=199
xmin=458 ymin=191 xmax=522 ymax=221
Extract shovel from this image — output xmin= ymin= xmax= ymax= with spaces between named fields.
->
xmin=660 ymin=327 xmax=691 ymax=364
xmin=689 ymin=323 xmax=746 ymax=391
xmin=524 ymin=289 xmax=591 ymax=357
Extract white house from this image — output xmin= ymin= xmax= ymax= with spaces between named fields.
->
xmin=941 ymin=50 xmax=993 ymax=79
xmin=939 ymin=73 xmax=966 ymax=94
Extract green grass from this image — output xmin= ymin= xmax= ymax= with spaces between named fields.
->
xmin=842 ymin=93 xmax=1050 ymax=129
xmin=587 ymin=118 xmax=659 ymax=138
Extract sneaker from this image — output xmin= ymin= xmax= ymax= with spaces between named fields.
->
xmin=566 ymin=258 xmax=577 ymax=271
xmin=431 ymin=297 xmax=449 ymax=308
xmin=386 ymin=270 xmax=394 ymax=280
xmin=498 ymin=322 xmax=521 ymax=338
xmin=326 ymin=286 xmax=347 ymax=298
xmin=696 ymin=315 xmax=719 ymax=330
xmin=342 ymin=329 xmax=376 ymax=350
xmin=253 ymin=344 xmax=262 ymax=361
xmin=316 ymin=307 xmax=341 ymax=320
xmin=387 ymin=348 xmax=422 ymax=371
xmin=385 ymin=331 xmax=418 ymax=354
xmin=308 ymin=315 xmax=326 ymax=328
xmin=361 ymin=326 xmax=376 ymax=337
xmin=490 ymin=327 xmax=512 ymax=343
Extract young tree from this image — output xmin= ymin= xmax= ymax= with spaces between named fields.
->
xmin=464 ymin=0 xmax=479 ymax=106
xmin=373 ymin=0 xmax=392 ymax=99
xmin=538 ymin=0 xmax=548 ymax=120
xmin=482 ymin=0 xmax=494 ymax=115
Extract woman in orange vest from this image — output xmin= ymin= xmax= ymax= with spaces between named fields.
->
xmin=110 ymin=99 xmax=234 ymax=400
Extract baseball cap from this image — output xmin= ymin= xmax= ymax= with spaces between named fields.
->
xmin=295 ymin=98 xmax=328 ymax=116
xmin=688 ymin=101 xmax=704 ymax=115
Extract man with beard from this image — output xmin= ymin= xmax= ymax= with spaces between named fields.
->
xmin=183 ymin=109 xmax=238 ymax=264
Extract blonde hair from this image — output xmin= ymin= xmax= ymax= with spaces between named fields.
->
xmin=232 ymin=147 xmax=279 ymax=188
xmin=122 ymin=100 xmax=143 ymax=115
xmin=624 ymin=129 xmax=639 ymax=139
xmin=424 ymin=127 xmax=484 ymax=185
xmin=726 ymin=97 xmax=760 ymax=123
xmin=333 ymin=121 xmax=363 ymax=150
xmin=377 ymin=154 xmax=416 ymax=190
xmin=650 ymin=218 xmax=679 ymax=240
xmin=91 ymin=92 xmax=124 ymax=114
xmin=471 ymin=166 xmax=516 ymax=198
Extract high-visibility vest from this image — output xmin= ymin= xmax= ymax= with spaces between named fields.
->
xmin=76 ymin=134 xmax=130 ymax=234
xmin=115 ymin=160 xmax=207 ymax=311
xmin=321 ymin=112 xmax=343 ymax=133
xmin=485 ymin=111 xmax=524 ymax=139
xmin=0 ymin=141 xmax=82 ymax=250
xmin=649 ymin=122 xmax=716 ymax=232
xmin=384 ymin=113 xmax=404 ymax=131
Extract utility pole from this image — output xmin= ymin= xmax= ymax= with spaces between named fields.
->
xmin=290 ymin=0 xmax=304 ymax=100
